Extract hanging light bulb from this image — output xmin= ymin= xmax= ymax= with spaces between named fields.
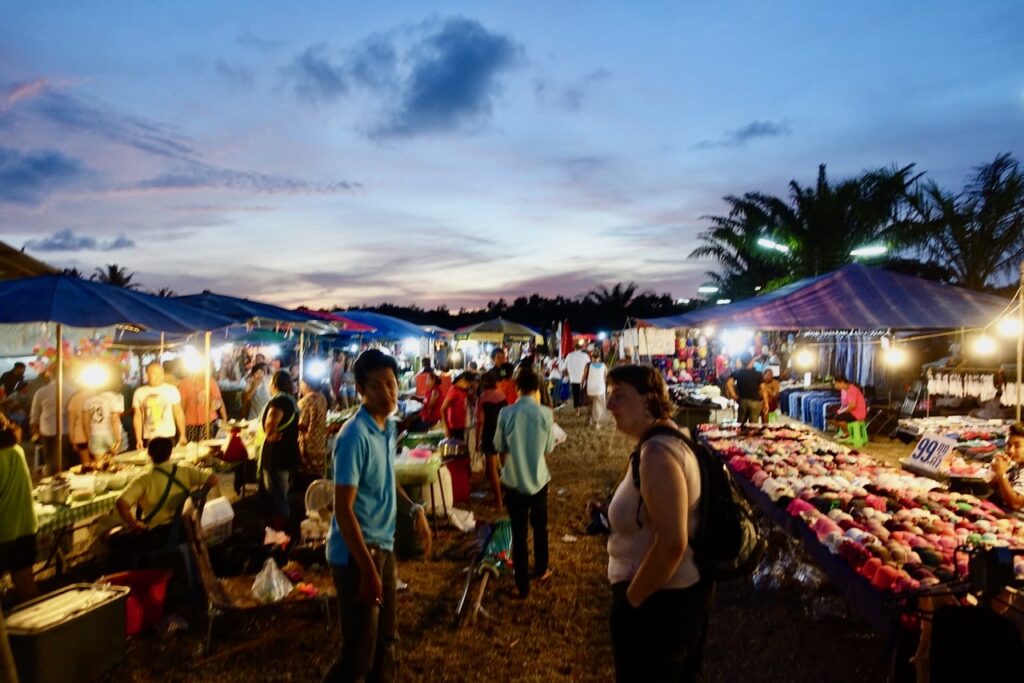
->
xmin=973 ymin=334 xmax=997 ymax=355
xmin=78 ymin=362 xmax=109 ymax=389
xmin=996 ymin=315 xmax=1022 ymax=338
xmin=794 ymin=348 xmax=816 ymax=369
xmin=884 ymin=346 xmax=906 ymax=366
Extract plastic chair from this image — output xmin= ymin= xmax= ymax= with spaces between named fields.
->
xmin=847 ymin=421 xmax=869 ymax=447
xmin=767 ymin=411 xmax=782 ymax=424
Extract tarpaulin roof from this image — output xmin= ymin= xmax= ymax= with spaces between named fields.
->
xmin=176 ymin=291 xmax=320 ymax=325
xmin=336 ymin=310 xmax=430 ymax=340
xmin=643 ymin=264 xmax=1012 ymax=331
xmin=0 ymin=274 xmax=235 ymax=333
xmin=454 ymin=317 xmax=542 ymax=343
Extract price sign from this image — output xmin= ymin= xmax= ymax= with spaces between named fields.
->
xmin=908 ymin=432 xmax=958 ymax=473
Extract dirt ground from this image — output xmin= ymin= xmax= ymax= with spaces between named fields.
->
xmin=91 ymin=411 xmax=905 ymax=682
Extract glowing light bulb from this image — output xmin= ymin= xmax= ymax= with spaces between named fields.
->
xmin=996 ymin=316 xmax=1021 ymax=338
xmin=973 ymin=335 xmax=997 ymax=355
xmin=78 ymin=363 xmax=109 ymax=388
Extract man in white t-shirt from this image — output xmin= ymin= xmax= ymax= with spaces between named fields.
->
xmin=84 ymin=388 xmax=125 ymax=458
xmin=132 ymin=362 xmax=186 ymax=447
xmin=563 ymin=345 xmax=592 ymax=416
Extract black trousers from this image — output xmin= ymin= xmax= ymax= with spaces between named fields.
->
xmin=610 ymin=580 xmax=714 ymax=683
xmin=324 ymin=549 xmax=398 ymax=683
xmin=503 ymin=485 xmax=549 ymax=596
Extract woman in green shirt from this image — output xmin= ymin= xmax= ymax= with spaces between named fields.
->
xmin=0 ymin=426 xmax=39 ymax=603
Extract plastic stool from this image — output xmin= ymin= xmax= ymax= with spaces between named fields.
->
xmin=848 ymin=421 xmax=868 ymax=447
xmin=768 ymin=411 xmax=781 ymax=424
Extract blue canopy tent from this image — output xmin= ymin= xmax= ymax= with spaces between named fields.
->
xmin=0 ymin=274 xmax=236 ymax=470
xmin=643 ymin=264 xmax=1011 ymax=331
xmin=335 ymin=310 xmax=432 ymax=340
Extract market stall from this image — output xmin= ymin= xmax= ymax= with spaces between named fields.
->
xmin=697 ymin=422 xmax=1024 ymax=643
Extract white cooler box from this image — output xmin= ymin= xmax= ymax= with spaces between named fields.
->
xmin=201 ymin=497 xmax=235 ymax=545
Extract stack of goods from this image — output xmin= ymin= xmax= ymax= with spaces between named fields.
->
xmin=698 ymin=423 xmax=1024 ymax=595
xmin=778 ymin=389 xmax=840 ymax=430
xmin=897 ymin=416 xmax=1012 ymax=459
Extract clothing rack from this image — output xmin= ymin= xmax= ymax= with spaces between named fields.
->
xmin=799 ymin=329 xmax=892 ymax=340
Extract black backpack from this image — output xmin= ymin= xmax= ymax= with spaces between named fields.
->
xmin=630 ymin=425 xmax=766 ymax=580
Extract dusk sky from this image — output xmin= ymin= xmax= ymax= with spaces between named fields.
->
xmin=2 ymin=2 xmax=1022 ymax=309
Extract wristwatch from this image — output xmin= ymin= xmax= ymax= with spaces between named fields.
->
xmin=409 ymin=502 xmax=425 ymax=518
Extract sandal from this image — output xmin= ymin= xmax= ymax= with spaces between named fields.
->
xmin=537 ymin=568 xmax=555 ymax=583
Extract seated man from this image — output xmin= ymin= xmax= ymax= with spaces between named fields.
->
xmin=989 ymin=423 xmax=1024 ymax=511
xmin=109 ymin=437 xmax=216 ymax=558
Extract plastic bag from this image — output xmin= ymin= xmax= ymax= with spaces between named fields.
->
xmin=448 ymin=508 xmax=476 ymax=532
xmin=552 ymin=422 xmax=568 ymax=446
xmin=251 ymin=557 xmax=294 ymax=603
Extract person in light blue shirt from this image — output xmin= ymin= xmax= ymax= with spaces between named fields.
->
xmin=324 ymin=350 xmax=431 ymax=683
xmin=494 ymin=366 xmax=556 ymax=598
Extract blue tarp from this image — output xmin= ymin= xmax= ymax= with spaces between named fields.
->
xmin=336 ymin=310 xmax=429 ymax=340
xmin=645 ymin=264 xmax=1011 ymax=331
xmin=175 ymin=291 xmax=318 ymax=324
xmin=0 ymin=274 xmax=234 ymax=333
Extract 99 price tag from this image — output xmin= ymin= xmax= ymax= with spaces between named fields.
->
xmin=908 ymin=433 xmax=958 ymax=473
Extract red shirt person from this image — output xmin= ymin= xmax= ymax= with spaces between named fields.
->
xmin=441 ymin=372 xmax=475 ymax=441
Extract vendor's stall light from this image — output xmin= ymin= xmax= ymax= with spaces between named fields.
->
xmin=850 ymin=245 xmax=888 ymax=258
xmin=348 ymin=343 xmax=359 ymax=354
xmin=450 ymin=350 xmax=463 ymax=364
xmin=676 ymin=298 xmax=691 ymax=305
xmin=181 ymin=345 xmax=203 ymax=373
xmin=754 ymin=286 xmax=762 ymax=292
xmin=756 ymin=238 xmax=790 ymax=254
xmin=597 ymin=331 xmax=608 ymax=341
xmin=716 ymin=298 xmax=732 ymax=305
xmin=794 ymin=348 xmax=816 ymax=369
xmin=996 ymin=315 xmax=1022 ymax=338
xmin=267 ymin=344 xmax=281 ymax=358
xmin=78 ymin=362 xmax=109 ymax=389
xmin=307 ymin=360 xmax=328 ymax=378
xmin=219 ymin=343 xmax=234 ymax=354
xmin=972 ymin=334 xmax=997 ymax=355
xmin=697 ymin=284 xmax=719 ymax=294
xmin=401 ymin=337 xmax=419 ymax=356
xmin=703 ymin=326 xmax=715 ymax=337
xmin=884 ymin=346 xmax=906 ymax=366
xmin=721 ymin=329 xmax=754 ymax=355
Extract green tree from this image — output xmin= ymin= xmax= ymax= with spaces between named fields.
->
xmin=910 ymin=154 xmax=1024 ymax=290
xmin=91 ymin=264 xmax=139 ymax=289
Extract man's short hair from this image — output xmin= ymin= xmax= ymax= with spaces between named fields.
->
xmin=148 ymin=437 xmax=174 ymax=464
xmin=0 ymin=428 xmax=17 ymax=448
xmin=514 ymin=367 xmax=541 ymax=395
xmin=250 ymin=363 xmax=267 ymax=377
xmin=491 ymin=347 xmax=505 ymax=360
xmin=353 ymin=349 xmax=399 ymax=387
xmin=1010 ymin=422 xmax=1024 ymax=439
xmin=454 ymin=370 xmax=477 ymax=385
xmin=833 ymin=373 xmax=850 ymax=384
xmin=146 ymin=360 xmax=162 ymax=371
xmin=739 ymin=352 xmax=753 ymax=366
xmin=13 ymin=362 xmax=25 ymax=370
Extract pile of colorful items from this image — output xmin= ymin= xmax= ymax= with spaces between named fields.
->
xmin=698 ymin=423 xmax=1024 ymax=595
xmin=897 ymin=416 xmax=1013 ymax=459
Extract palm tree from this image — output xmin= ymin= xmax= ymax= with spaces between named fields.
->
xmin=689 ymin=195 xmax=790 ymax=298
xmin=61 ymin=267 xmax=84 ymax=278
xmin=153 ymin=286 xmax=176 ymax=297
xmin=768 ymin=163 xmax=921 ymax=278
xmin=91 ymin=264 xmax=139 ymax=290
xmin=910 ymin=154 xmax=1024 ymax=290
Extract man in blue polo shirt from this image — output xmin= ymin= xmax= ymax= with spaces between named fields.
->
xmin=323 ymin=350 xmax=431 ymax=683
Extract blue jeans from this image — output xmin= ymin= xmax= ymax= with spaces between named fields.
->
xmin=263 ymin=468 xmax=291 ymax=521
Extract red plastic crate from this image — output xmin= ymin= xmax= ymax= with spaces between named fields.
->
xmin=100 ymin=569 xmax=172 ymax=635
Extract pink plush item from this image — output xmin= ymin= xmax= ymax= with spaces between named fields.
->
xmin=786 ymin=499 xmax=815 ymax=517
xmin=908 ymin=551 xmax=922 ymax=565
xmin=751 ymin=470 xmax=770 ymax=488
xmin=864 ymin=495 xmax=887 ymax=512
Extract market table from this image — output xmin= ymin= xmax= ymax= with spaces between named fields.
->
xmin=36 ymin=490 xmax=124 ymax=536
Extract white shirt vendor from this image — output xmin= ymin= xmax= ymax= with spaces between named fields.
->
xmin=133 ymin=384 xmax=181 ymax=440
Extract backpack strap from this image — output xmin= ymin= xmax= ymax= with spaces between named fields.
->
xmin=629 ymin=424 xmax=690 ymax=528
xmin=142 ymin=464 xmax=190 ymax=525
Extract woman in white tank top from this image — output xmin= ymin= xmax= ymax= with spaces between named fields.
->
xmin=605 ymin=364 xmax=713 ymax=683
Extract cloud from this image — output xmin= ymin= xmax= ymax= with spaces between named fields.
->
xmin=695 ymin=120 xmax=792 ymax=149
xmin=34 ymin=91 xmax=195 ymax=159
xmin=126 ymin=160 xmax=360 ymax=195
xmin=561 ymin=69 xmax=610 ymax=111
xmin=236 ymin=30 xmax=284 ymax=52
xmin=286 ymin=44 xmax=348 ymax=103
xmin=0 ymin=146 xmax=86 ymax=204
xmin=0 ymin=78 xmax=51 ymax=114
xmin=23 ymin=228 xmax=135 ymax=252
xmin=377 ymin=18 xmax=522 ymax=136
xmin=348 ymin=37 xmax=399 ymax=89
xmin=214 ymin=59 xmax=256 ymax=90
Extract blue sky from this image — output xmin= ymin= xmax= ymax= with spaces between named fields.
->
xmin=1 ymin=1 xmax=1021 ymax=308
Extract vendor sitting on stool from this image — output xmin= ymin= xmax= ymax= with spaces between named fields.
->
xmin=827 ymin=374 xmax=867 ymax=439
xmin=107 ymin=437 xmax=216 ymax=562
xmin=989 ymin=422 xmax=1024 ymax=511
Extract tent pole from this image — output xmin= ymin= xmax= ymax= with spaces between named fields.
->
xmin=299 ymin=330 xmax=305 ymax=384
xmin=159 ymin=332 xmax=165 ymax=359
xmin=204 ymin=331 xmax=212 ymax=441
xmin=1017 ymin=262 xmax=1023 ymax=422
xmin=56 ymin=323 xmax=63 ymax=474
